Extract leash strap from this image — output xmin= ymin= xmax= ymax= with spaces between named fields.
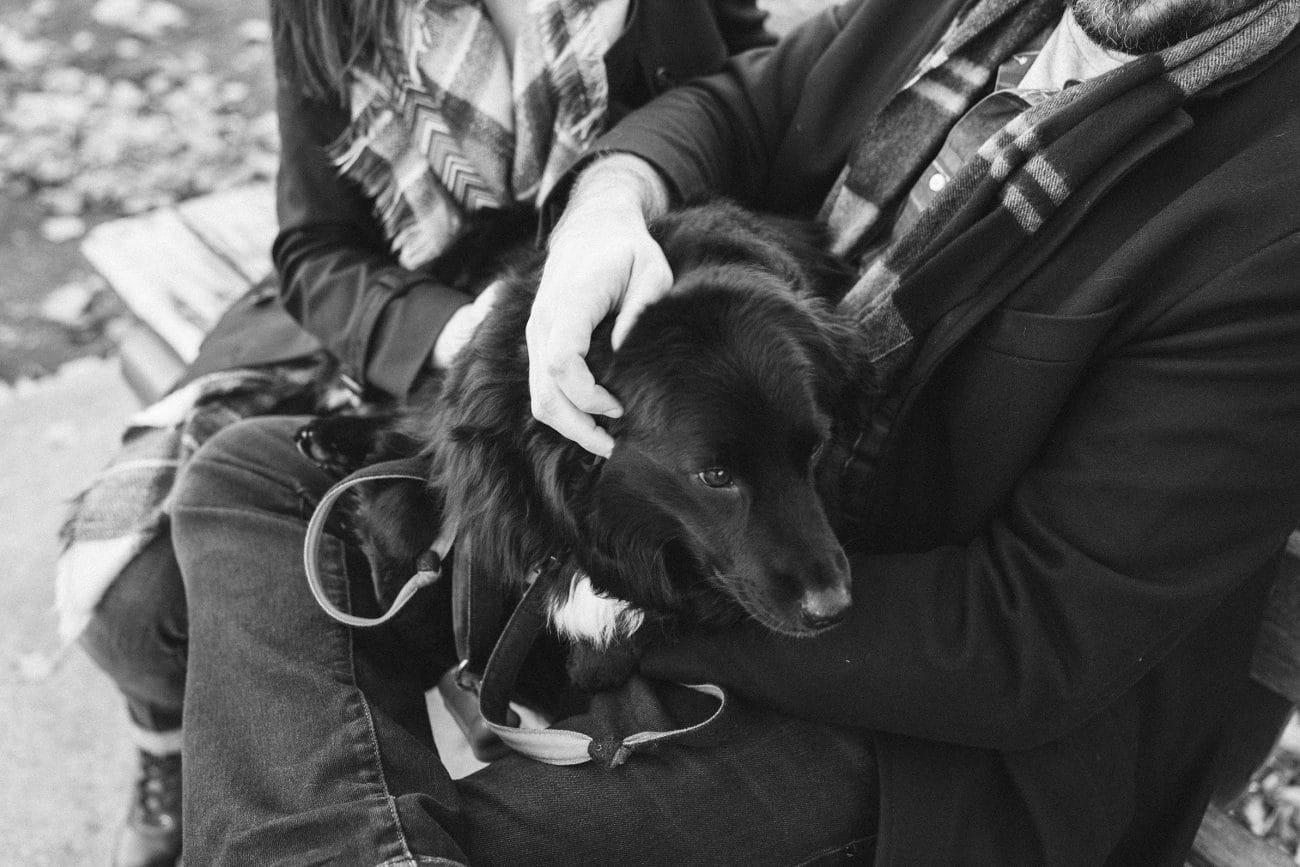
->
xmin=303 ymin=457 xmax=457 ymax=629
xmin=303 ymin=460 xmax=732 ymax=768
xmin=450 ymin=534 xmax=506 ymax=691
xmin=475 ymin=563 xmax=733 ymax=768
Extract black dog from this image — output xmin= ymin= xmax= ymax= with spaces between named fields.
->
xmin=300 ymin=200 xmax=873 ymax=689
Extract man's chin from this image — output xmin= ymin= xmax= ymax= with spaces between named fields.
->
xmin=1068 ymin=0 xmax=1251 ymax=55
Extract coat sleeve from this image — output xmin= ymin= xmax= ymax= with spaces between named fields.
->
xmin=271 ymin=71 xmax=472 ymax=400
xmin=712 ymin=0 xmax=777 ymax=53
xmin=593 ymin=4 xmax=847 ymax=208
xmin=273 ymin=0 xmax=776 ymax=399
xmin=642 ymin=230 xmax=1300 ymax=752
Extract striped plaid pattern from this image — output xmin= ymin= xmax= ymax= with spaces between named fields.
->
xmin=55 ymin=365 xmax=328 ymax=643
xmin=827 ymin=0 xmax=1300 ymax=386
xmin=331 ymin=0 xmax=624 ymax=270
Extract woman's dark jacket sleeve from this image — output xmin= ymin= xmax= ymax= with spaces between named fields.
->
xmin=271 ymin=0 xmax=774 ymax=401
xmin=272 ymin=75 xmax=473 ymax=401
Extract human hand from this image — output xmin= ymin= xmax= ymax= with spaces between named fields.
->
xmin=431 ymin=278 xmax=505 ymax=370
xmin=526 ymin=155 xmax=673 ymax=458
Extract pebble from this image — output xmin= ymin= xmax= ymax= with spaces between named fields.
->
xmin=39 ymin=215 xmax=87 ymax=243
xmin=237 ymin=18 xmax=271 ymax=44
xmin=91 ymin=0 xmax=186 ymax=37
xmin=38 ymin=187 xmax=84 ymax=215
xmin=39 ymin=279 xmax=96 ymax=325
xmin=0 ymin=24 xmax=52 ymax=70
xmin=113 ymin=37 xmax=141 ymax=59
xmin=70 ymin=30 xmax=95 ymax=53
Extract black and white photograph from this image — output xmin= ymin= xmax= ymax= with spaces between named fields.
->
xmin=3 ymin=0 xmax=1299 ymax=863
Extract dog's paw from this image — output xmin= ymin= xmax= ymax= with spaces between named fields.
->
xmin=295 ymin=414 xmax=393 ymax=475
xmin=565 ymin=637 xmax=641 ymax=693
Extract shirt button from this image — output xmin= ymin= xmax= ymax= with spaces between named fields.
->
xmin=928 ymin=172 xmax=947 ymax=192
xmin=652 ymin=66 xmax=676 ymax=90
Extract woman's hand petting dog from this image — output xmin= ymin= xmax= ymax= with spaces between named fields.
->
xmin=300 ymin=199 xmax=876 ymax=695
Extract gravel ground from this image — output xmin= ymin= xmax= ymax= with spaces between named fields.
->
xmin=0 ymin=0 xmax=274 ymax=381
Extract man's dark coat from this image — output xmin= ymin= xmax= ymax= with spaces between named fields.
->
xmin=606 ymin=2 xmax=1300 ymax=863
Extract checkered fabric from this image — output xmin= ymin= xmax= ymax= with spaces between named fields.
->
xmin=826 ymin=0 xmax=1300 ymax=387
xmin=330 ymin=0 xmax=627 ymax=269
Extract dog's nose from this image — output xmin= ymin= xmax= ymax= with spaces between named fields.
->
xmin=799 ymin=584 xmax=851 ymax=630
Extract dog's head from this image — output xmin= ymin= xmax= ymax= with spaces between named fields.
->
xmin=433 ymin=201 xmax=865 ymax=647
xmin=584 ymin=268 xmax=855 ymax=638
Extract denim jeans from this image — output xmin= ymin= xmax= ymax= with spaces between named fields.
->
xmin=79 ymin=530 xmax=187 ymax=733
xmin=173 ymin=417 xmax=880 ymax=866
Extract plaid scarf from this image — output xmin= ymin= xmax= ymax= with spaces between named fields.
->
xmin=331 ymin=0 xmax=627 ymax=270
xmin=53 ymin=364 xmax=329 ymax=647
xmin=826 ymin=0 xmax=1300 ymax=393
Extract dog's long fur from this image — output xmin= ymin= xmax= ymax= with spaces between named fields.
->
xmin=301 ymin=201 xmax=874 ymax=689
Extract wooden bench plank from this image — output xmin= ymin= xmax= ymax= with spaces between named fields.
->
xmin=81 ymin=208 xmax=254 ymax=361
xmin=175 ymin=183 xmax=277 ymax=284
xmin=115 ymin=324 xmax=185 ymax=404
xmin=1188 ymin=804 xmax=1294 ymax=867
xmin=1251 ymin=533 xmax=1300 ymax=706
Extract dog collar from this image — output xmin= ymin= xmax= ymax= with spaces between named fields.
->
xmin=303 ymin=459 xmax=733 ymax=768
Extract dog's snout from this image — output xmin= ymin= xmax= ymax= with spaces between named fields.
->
xmin=799 ymin=583 xmax=851 ymax=630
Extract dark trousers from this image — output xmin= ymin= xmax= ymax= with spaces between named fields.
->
xmin=172 ymin=416 xmax=880 ymax=865
xmin=79 ymin=530 xmax=187 ymax=732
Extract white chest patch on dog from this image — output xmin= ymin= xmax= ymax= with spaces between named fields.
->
xmin=547 ymin=571 xmax=644 ymax=648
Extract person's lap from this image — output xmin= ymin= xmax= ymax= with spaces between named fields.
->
xmin=173 ymin=416 xmax=879 ymax=866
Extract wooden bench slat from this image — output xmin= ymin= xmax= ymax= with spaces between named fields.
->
xmin=1188 ymin=804 xmax=1295 ymax=867
xmin=1251 ymin=533 xmax=1300 ymax=706
xmin=175 ymin=183 xmax=277 ymax=284
xmin=82 ymin=208 xmax=254 ymax=361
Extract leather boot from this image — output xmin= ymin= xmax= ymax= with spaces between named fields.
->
xmin=112 ymin=749 xmax=182 ymax=867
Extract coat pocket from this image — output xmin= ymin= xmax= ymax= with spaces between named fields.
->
xmin=938 ymin=302 xmax=1125 ymax=537
xmin=975 ymin=302 xmax=1124 ymax=363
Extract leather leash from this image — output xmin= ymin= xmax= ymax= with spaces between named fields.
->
xmin=447 ymin=533 xmax=503 ymax=696
xmin=302 ymin=457 xmax=456 ymax=628
xmin=303 ymin=459 xmax=732 ymax=768
xmin=473 ymin=560 xmax=733 ymax=768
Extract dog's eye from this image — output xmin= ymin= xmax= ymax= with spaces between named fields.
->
xmin=697 ymin=467 xmax=735 ymax=489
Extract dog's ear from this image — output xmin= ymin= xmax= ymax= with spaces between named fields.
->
xmin=579 ymin=454 xmax=686 ymax=613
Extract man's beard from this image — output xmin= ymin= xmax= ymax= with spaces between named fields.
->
xmin=1067 ymin=0 xmax=1255 ymax=54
